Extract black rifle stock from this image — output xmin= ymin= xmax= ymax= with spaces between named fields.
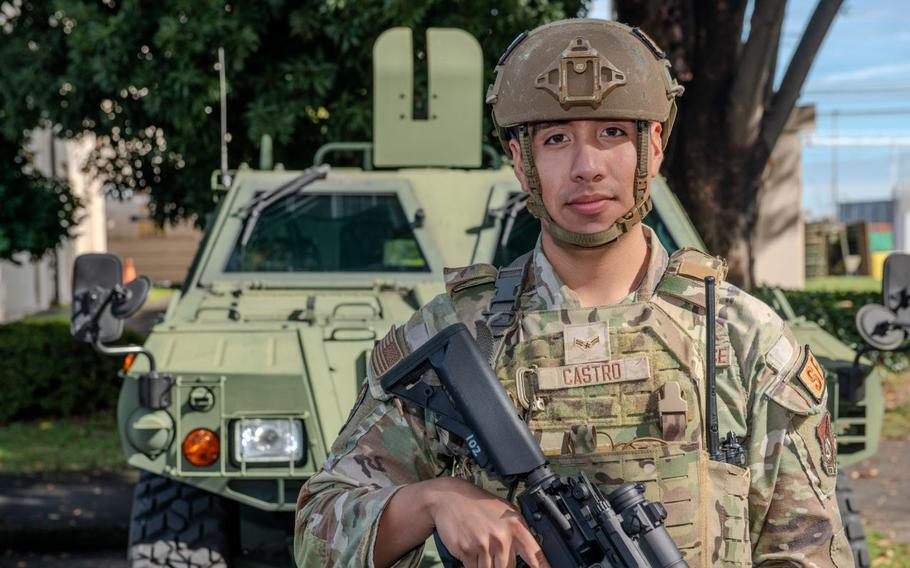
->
xmin=380 ymin=322 xmax=688 ymax=568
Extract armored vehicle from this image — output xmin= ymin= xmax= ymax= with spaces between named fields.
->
xmin=71 ymin=27 xmax=882 ymax=568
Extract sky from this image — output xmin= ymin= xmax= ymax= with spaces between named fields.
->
xmin=591 ymin=0 xmax=910 ymax=221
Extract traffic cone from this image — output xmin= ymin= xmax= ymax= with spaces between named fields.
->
xmin=123 ymin=257 xmax=137 ymax=283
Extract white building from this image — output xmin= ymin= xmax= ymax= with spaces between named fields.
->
xmin=0 ymin=130 xmax=107 ymax=322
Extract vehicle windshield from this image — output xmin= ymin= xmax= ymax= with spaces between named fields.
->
xmin=225 ymin=193 xmax=429 ymax=273
xmin=493 ymin=198 xmax=679 ymax=266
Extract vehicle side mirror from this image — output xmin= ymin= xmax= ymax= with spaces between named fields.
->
xmin=883 ymin=253 xmax=910 ymax=314
xmin=71 ymin=253 xmax=151 ymax=344
xmin=856 ymin=253 xmax=910 ymax=351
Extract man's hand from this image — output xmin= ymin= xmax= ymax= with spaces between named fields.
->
xmin=374 ymin=477 xmax=549 ymax=568
xmin=428 ymin=477 xmax=548 ymax=568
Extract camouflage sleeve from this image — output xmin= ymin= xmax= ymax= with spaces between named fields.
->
xmin=294 ymin=296 xmax=460 ymax=568
xmin=725 ymin=288 xmax=852 ymax=566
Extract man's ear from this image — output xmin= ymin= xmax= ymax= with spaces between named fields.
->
xmin=508 ymin=138 xmax=530 ymax=194
xmin=648 ymin=122 xmax=664 ymax=177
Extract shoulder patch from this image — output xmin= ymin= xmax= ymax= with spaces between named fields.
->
xmin=816 ymin=411 xmax=837 ymax=476
xmin=443 ymin=264 xmax=498 ymax=298
xmin=766 ymin=335 xmax=796 ymax=372
xmin=796 ymin=346 xmax=826 ymax=403
xmin=667 ymin=247 xmax=728 ymax=283
xmin=369 ymin=326 xmax=408 ymax=379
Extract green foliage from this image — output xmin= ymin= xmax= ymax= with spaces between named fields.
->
xmin=0 ymin=316 xmax=143 ymax=423
xmin=753 ymin=287 xmax=908 ymax=371
xmin=0 ymin=0 xmax=586 ymax=226
xmin=0 ymin=136 xmax=81 ymax=262
xmin=753 ymin=287 xmax=878 ymax=347
xmin=0 ymin=411 xmax=124 ymax=473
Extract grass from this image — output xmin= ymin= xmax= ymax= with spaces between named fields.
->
xmin=0 ymin=411 xmax=126 ymax=474
xmin=869 ymin=529 xmax=910 ymax=567
xmin=20 ymin=286 xmax=174 ymax=323
xmin=805 ymin=275 xmax=881 ymax=293
xmin=147 ymin=286 xmax=176 ymax=305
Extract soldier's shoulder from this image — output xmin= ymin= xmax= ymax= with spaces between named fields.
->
xmin=717 ymin=287 xmax=824 ymax=412
xmin=718 ymin=281 xmax=786 ymax=330
xmin=658 ymin=247 xmax=783 ymax=326
xmin=666 ymin=247 xmax=728 ymax=284
xmin=656 ymin=247 xmax=726 ymax=307
xmin=443 ymin=262 xmax=498 ymax=299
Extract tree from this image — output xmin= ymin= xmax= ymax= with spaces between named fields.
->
xmin=616 ymin=0 xmax=843 ymax=286
xmin=0 ymin=0 xmax=586 ymax=232
xmin=0 ymin=135 xmax=81 ymax=262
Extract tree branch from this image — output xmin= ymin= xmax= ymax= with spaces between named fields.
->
xmin=727 ymin=0 xmax=786 ymax=148
xmin=758 ymin=0 xmax=844 ymax=160
xmin=761 ymin=10 xmax=783 ymax=111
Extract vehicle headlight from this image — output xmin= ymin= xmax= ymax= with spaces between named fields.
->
xmin=233 ymin=418 xmax=304 ymax=463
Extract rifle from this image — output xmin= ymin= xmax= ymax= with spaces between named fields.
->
xmin=380 ymin=323 xmax=688 ymax=568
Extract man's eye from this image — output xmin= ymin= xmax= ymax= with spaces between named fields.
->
xmin=602 ymin=127 xmax=627 ymax=137
xmin=544 ymin=133 xmax=568 ymax=145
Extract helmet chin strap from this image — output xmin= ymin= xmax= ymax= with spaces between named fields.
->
xmin=518 ymin=121 xmax=653 ymax=248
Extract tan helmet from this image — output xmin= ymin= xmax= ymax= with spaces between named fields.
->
xmin=487 ymin=19 xmax=684 ymax=248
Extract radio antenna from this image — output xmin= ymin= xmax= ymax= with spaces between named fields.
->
xmin=704 ymin=276 xmax=721 ymax=459
xmin=218 ymin=47 xmax=231 ymax=188
xmin=704 ymin=275 xmax=745 ymax=466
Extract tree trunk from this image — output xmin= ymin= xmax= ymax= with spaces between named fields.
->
xmin=617 ymin=0 xmax=843 ymax=287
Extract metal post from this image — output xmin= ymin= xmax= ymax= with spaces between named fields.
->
xmin=218 ymin=48 xmax=231 ymax=188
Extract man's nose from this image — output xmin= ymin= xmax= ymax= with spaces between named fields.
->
xmin=570 ymin=142 xmax=606 ymax=183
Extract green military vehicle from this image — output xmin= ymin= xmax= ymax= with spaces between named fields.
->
xmin=70 ymin=26 xmax=884 ymax=568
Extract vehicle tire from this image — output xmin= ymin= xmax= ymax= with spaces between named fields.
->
xmin=837 ymin=471 xmax=870 ymax=568
xmin=128 ymin=471 xmax=232 ymax=568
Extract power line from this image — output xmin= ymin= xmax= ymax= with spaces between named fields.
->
xmin=815 ymin=107 xmax=910 ymax=117
xmin=803 ymin=134 xmax=910 ymax=146
xmin=804 ymin=85 xmax=910 ymax=95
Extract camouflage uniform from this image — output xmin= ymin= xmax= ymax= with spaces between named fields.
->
xmin=295 ymin=227 xmax=853 ymax=567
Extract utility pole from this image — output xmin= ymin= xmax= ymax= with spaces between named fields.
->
xmin=831 ymin=110 xmax=839 ymax=221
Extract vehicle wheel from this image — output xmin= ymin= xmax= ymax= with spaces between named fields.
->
xmin=128 ymin=471 xmax=232 ymax=568
xmin=837 ymin=471 xmax=870 ymax=568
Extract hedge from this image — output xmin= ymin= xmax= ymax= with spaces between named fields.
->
xmin=752 ymin=287 xmax=908 ymax=371
xmin=0 ymin=316 xmax=144 ymax=423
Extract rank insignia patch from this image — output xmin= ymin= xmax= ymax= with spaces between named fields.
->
xmin=796 ymin=346 xmax=826 ymax=402
xmin=564 ymin=322 xmax=610 ymax=365
xmin=816 ymin=411 xmax=837 ymax=476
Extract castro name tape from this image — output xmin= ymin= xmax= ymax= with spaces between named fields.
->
xmin=536 ymin=356 xmax=651 ymax=391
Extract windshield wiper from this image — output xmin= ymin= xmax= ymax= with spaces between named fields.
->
xmin=237 ymin=164 xmax=330 ymax=247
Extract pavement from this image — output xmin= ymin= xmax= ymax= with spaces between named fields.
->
xmin=0 ymin=471 xmax=137 ymax=555
xmin=1 ymin=551 xmax=127 ymax=567
xmin=843 ymin=439 xmax=910 ymax=543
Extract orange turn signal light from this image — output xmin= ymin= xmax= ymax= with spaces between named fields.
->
xmin=122 ymin=353 xmax=136 ymax=372
xmin=182 ymin=428 xmax=220 ymax=466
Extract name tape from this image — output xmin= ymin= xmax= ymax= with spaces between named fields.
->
xmin=536 ymin=356 xmax=651 ymax=391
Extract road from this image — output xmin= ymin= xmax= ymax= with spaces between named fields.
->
xmin=1 ymin=551 xmax=127 ymax=567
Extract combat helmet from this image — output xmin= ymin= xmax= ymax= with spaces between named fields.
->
xmin=487 ymin=19 xmax=684 ymax=248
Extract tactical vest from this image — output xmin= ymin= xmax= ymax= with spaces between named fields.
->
xmin=444 ymin=248 xmax=751 ymax=567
